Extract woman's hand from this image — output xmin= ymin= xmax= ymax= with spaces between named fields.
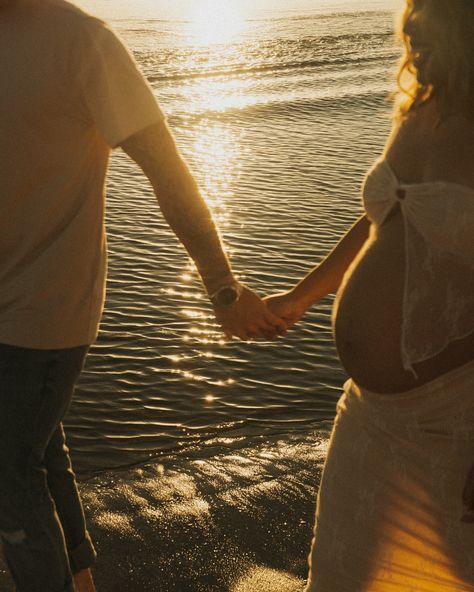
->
xmin=263 ymin=290 xmax=306 ymax=332
xmin=461 ymin=462 xmax=474 ymax=522
xmin=213 ymin=285 xmax=287 ymax=341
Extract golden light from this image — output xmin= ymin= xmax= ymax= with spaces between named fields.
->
xmin=190 ymin=77 xmax=254 ymax=114
xmin=189 ymin=0 xmax=246 ymax=45
xmin=192 ymin=121 xmax=241 ymax=216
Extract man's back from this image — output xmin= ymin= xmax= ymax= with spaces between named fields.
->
xmin=0 ymin=0 xmax=164 ymax=349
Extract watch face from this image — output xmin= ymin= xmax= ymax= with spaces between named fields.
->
xmin=217 ymin=286 xmax=238 ymax=306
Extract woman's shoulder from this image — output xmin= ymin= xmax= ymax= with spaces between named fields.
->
xmin=383 ymin=102 xmax=474 ymax=186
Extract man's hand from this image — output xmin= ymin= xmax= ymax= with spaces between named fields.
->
xmin=263 ymin=290 xmax=306 ymax=332
xmin=461 ymin=462 xmax=474 ymax=522
xmin=213 ymin=285 xmax=287 ymax=341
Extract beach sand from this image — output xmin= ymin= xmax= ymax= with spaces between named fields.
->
xmin=0 ymin=435 xmax=327 ymax=591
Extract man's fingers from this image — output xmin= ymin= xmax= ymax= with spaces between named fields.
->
xmin=259 ymin=313 xmax=292 ymax=335
xmin=263 ymin=309 xmax=287 ymax=331
xmin=237 ymin=324 xmax=277 ymax=342
xmin=258 ymin=330 xmax=278 ymax=340
xmin=234 ymin=328 xmax=251 ymax=341
xmin=251 ymin=319 xmax=280 ymax=338
xmin=262 ymin=308 xmax=286 ymax=330
xmin=217 ymin=321 xmax=236 ymax=340
xmin=217 ymin=309 xmax=288 ymax=342
xmin=221 ymin=324 xmax=281 ymax=342
xmin=245 ymin=325 xmax=274 ymax=340
xmin=231 ymin=330 xmax=247 ymax=341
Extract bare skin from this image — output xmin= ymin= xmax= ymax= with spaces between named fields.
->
xmin=120 ymin=121 xmax=286 ymax=341
xmin=0 ymin=0 xmax=18 ymax=9
xmin=73 ymin=568 xmax=96 ymax=592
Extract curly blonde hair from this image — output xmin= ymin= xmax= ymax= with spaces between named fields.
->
xmin=394 ymin=0 xmax=474 ymax=120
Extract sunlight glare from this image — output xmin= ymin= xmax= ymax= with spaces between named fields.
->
xmin=190 ymin=0 xmax=246 ymax=45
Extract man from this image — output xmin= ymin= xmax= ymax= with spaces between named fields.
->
xmin=0 ymin=0 xmax=285 ymax=590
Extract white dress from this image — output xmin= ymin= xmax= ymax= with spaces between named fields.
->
xmin=305 ymin=160 xmax=474 ymax=591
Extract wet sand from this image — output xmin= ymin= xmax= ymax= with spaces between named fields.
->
xmin=0 ymin=434 xmax=328 ymax=591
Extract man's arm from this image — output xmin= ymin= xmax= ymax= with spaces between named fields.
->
xmin=120 ymin=121 xmax=285 ymax=340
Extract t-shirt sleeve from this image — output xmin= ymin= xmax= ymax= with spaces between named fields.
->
xmin=76 ymin=19 xmax=165 ymax=148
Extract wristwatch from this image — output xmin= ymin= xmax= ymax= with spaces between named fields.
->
xmin=209 ymin=281 xmax=243 ymax=307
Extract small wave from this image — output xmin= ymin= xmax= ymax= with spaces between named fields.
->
xmin=149 ymin=53 xmax=395 ymax=83
xmin=248 ymin=9 xmax=396 ymax=23
xmin=166 ymin=89 xmax=390 ymax=126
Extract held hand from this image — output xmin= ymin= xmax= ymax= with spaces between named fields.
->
xmin=461 ymin=462 xmax=474 ymax=522
xmin=263 ymin=290 xmax=305 ymax=331
xmin=213 ymin=285 xmax=287 ymax=341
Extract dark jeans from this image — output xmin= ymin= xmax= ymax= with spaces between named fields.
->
xmin=0 ymin=343 xmax=96 ymax=592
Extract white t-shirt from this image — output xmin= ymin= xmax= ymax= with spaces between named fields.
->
xmin=0 ymin=0 xmax=165 ymax=349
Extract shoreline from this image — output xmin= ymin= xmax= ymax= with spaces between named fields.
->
xmin=0 ymin=434 xmax=327 ymax=591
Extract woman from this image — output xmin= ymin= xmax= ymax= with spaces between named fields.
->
xmin=265 ymin=1 xmax=474 ymax=589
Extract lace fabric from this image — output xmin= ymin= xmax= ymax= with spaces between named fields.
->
xmin=305 ymin=363 xmax=474 ymax=591
xmin=362 ymin=159 xmax=474 ymax=375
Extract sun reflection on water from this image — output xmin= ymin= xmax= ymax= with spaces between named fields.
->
xmin=189 ymin=0 xmax=247 ymax=45
xmin=191 ymin=121 xmax=242 ymax=213
xmin=178 ymin=120 xmax=243 ymax=344
xmin=189 ymin=77 xmax=256 ymax=115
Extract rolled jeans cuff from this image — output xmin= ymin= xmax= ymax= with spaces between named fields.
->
xmin=68 ymin=531 xmax=97 ymax=574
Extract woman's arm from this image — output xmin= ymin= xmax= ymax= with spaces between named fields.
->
xmin=265 ymin=214 xmax=371 ymax=326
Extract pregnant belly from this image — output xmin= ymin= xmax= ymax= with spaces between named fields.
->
xmin=333 ymin=212 xmax=474 ymax=393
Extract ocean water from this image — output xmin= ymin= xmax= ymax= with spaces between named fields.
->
xmin=0 ymin=2 xmax=406 ymax=590
xmin=66 ymin=0 xmax=401 ymax=475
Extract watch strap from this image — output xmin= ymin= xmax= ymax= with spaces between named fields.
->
xmin=209 ymin=281 xmax=243 ymax=306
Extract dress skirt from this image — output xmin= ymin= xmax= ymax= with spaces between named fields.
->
xmin=306 ymin=359 xmax=474 ymax=591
